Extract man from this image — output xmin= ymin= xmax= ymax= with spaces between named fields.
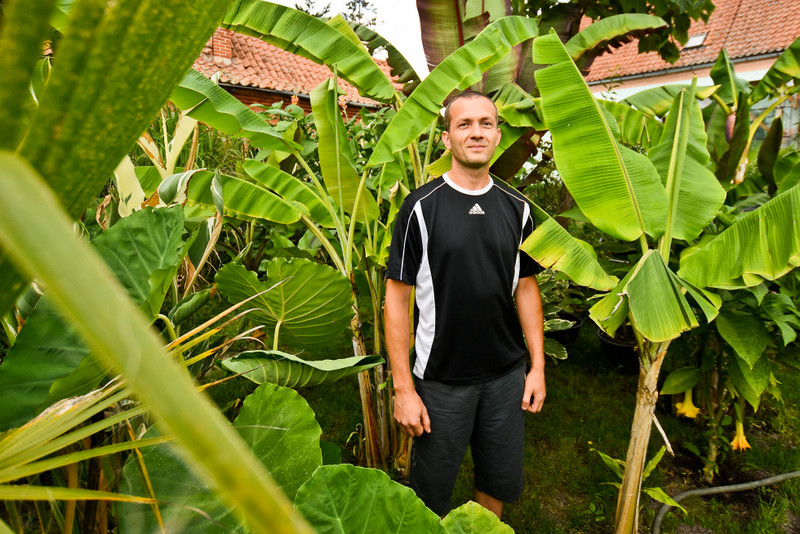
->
xmin=384 ymin=90 xmax=546 ymax=519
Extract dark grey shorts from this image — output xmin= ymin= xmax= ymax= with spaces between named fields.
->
xmin=409 ymin=361 xmax=526 ymax=516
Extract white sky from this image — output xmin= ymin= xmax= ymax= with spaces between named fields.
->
xmin=270 ymin=0 xmax=430 ymax=78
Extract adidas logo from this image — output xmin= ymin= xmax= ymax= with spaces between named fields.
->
xmin=468 ymin=203 xmax=485 ymax=215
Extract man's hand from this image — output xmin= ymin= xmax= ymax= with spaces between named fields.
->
xmin=521 ymin=368 xmax=546 ymax=413
xmin=394 ymin=389 xmax=431 ymax=437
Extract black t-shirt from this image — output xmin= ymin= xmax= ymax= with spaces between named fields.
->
xmin=386 ymin=174 xmax=540 ymax=384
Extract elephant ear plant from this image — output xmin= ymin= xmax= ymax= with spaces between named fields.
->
xmin=522 ymin=30 xmax=800 ymax=534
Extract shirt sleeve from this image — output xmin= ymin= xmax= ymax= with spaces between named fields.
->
xmin=386 ymin=198 xmax=422 ymax=285
xmin=519 ymin=205 xmax=542 ymax=278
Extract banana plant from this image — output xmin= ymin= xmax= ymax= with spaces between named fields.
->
xmin=522 ymin=30 xmax=800 ymax=533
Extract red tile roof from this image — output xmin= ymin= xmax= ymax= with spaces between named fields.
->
xmin=194 ymin=29 xmax=398 ymax=106
xmin=586 ymin=0 xmax=800 ymax=83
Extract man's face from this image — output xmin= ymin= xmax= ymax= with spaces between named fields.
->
xmin=442 ymin=96 xmax=501 ymax=170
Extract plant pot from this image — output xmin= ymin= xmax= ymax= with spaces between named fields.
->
xmin=549 ymin=311 xmax=584 ymax=346
xmin=596 ymin=327 xmax=639 ymax=375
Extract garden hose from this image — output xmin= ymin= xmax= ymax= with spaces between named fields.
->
xmin=652 ymin=470 xmax=800 ymax=533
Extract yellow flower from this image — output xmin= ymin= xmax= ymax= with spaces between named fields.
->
xmin=675 ymin=388 xmax=701 ymax=419
xmin=731 ymin=419 xmax=751 ymax=451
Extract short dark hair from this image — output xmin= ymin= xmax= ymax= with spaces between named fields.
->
xmin=442 ymin=90 xmax=498 ymax=132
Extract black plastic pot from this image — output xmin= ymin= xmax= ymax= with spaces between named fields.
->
xmin=549 ymin=311 xmax=584 ymax=346
xmin=596 ymin=327 xmax=639 ymax=375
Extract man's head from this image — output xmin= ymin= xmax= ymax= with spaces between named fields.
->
xmin=441 ymin=91 xmax=501 ymax=170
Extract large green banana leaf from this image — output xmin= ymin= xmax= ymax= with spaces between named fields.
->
xmin=678 ymin=183 xmax=800 ymax=288
xmin=222 ymin=0 xmax=395 ymax=103
xmin=441 ymin=502 xmax=514 ymax=534
xmin=599 ymin=100 xmax=663 ymax=149
xmin=310 ymin=76 xmax=379 ymax=222
xmin=623 ymin=85 xmax=718 ymax=118
xmin=221 ymin=350 xmax=382 ymax=387
xmin=716 ymin=311 xmax=767 ymax=369
xmin=0 ymin=152 xmax=310 ymax=532
xmin=709 ymin=49 xmax=750 ymax=108
xmin=241 ymin=159 xmax=336 ymax=228
xmin=0 ymin=0 xmax=229 ymax=315
xmin=590 ymin=250 xmax=720 ymax=342
xmin=647 ymin=84 xmax=725 ymax=243
xmin=187 ymin=170 xmax=303 ymax=225
xmin=367 ymin=16 xmax=540 ymax=168
xmin=120 ymin=383 xmax=322 ymax=531
xmin=215 ymin=260 xmax=353 ymax=350
xmin=750 ymin=35 xmax=800 ymax=103
xmin=533 ymin=31 xmax=668 ymax=242
xmin=564 ymin=14 xmax=666 ymax=61
xmin=0 ymin=206 xmax=185 ymax=431
xmin=521 ymin=204 xmax=618 ymax=291
xmin=171 ymin=69 xmax=297 ymax=152
xmin=295 ymin=464 xmax=445 ymax=533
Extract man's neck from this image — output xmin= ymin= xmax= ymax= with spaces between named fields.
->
xmin=447 ymin=164 xmax=491 ymax=191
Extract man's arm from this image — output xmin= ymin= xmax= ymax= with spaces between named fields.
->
xmin=515 ymin=275 xmax=546 ymax=413
xmin=384 ymin=278 xmax=430 ymax=437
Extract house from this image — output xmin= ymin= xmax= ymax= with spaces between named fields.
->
xmin=193 ymin=28 xmax=399 ymax=117
xmin=586 ymin=0 xmax=800 ymax=143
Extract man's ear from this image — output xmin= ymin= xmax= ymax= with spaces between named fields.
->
xmin=442 ymin=130 xmax=451 ymax=150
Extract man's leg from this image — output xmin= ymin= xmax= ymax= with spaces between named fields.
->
xmin=474 ymin=489 xmax=503 ymax=518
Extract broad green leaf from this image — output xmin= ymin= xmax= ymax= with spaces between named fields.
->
xmin=0 ymin=206 xmax=185 ymax=431
xmin=599 ymin=100 xmax=663 ymax=149
xmin=494 ymin=83 xmax=543 ymax=129
xmin=647 ymin=84 xmax=726 ymax=242
xmin=0 ymin=0 xmax=229 ymax=314
xmin=678 ymin=184 xmax=800 ymax=288
xmin=120 ymin=384 xmax=321 ymax=531
xmin=750 ymin=35 xmax=800 ymax=103
xmin=623 ymin=85 xmax=719 ymax=118
xmin=233 ymin=383 xmax=322 ymax=500
xmin=728 ymin=354 xmax=771 ymax=411
xmin=533 ymin=31 xmax=667 ymax=241
xmin=215 ymin=260 xmax=353 ymax=350
xmin=709 ymin=49 xmax=750 ymax=108
xmin=368 ymin=16 xmax=540 ymax=167
xmin=242 ymin=159 xmax=336 ymax=227
xmin=441 ymin=501 xmax=514 ymax=533
xmin=775 ymin=150 xmax=800 ymax=195
xmin=310 ymin=77 xmax=378 ymax=222
xmin=661 ymin=367 xmax=700 ymax=395
xmin=221 ymin=350 xmax=383 ymax=387
xmin=0 ymin=152 xmax=311 ymax=532
xmin=295 ymin=464 xmax=444 ymax=533
xmin=222 ymin=0 xmax=395 ymax=102
xmin=521 ymin=203 xmax=618 ymax=291
xmin=171 ymin=69 xmax=296 ymax=152
xmin=187 ymin=171 xmax=303 ymax=225
xmin=543 ymin=338 xmax=568 ymax=360
xmin=565 ymin=14 xmax=666 ymax=60
xmin=716 ymin=311 xmax=767 ymax=369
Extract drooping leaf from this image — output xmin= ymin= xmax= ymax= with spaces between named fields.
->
xmin=222 ymin=0 xmax=395 ymax=102
xmin=678 ymin=184 xmax=800 ymax=288
xmin=533 ymin=31 xmax=668 ymax=242
xmin=294 ymin=464 xmax=444 ymax=533
xmin=441 ymin=501 xmax=514 ymax=533
xmin=647 ymin=84 xmax=726 ymax=242
xmin=349 ymin=20 xmax=420 ymax=87
xmin=368 ymin=16 xmax=540 ymax=167
xmin=186 ymin=171 xmax=303 ymax=225
xmin=221 ymin=350 xmax=382 ymax=387
xmin=714 ymin=94 xmax=750 ymax=184
xmin=728 ymin=354 xmax=772 ymax=411
xmin=565 ymin=14 xmax=666 ymax=62
xmin=716 ymin=311 xmax=767 ymax=369
xmin=750 ymin=35 xmax=800 ymax=103
xmin=660 ymin=367 xmax=700 ymax=395
xmin=215 ymin=260 xmax=353 ymax=350
xmin=623 ymin=84 xmax=718 ymax=118
xmin=757 ymin=117 xmax=784 ymax=193
xmin=709 ymin=49 xmax=750 ymax=108
xmin=171 ymin=69 xmax=296 ymax=152
xmin=241 ymin=159 xmax=336 ymax=228
xmin=521 ymin=203 xmax=618 ymax=291
xmin=310 ymin=76 xmax=378 ymax=222
xmin=599 ymin=100 xmax=663 ymax=149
